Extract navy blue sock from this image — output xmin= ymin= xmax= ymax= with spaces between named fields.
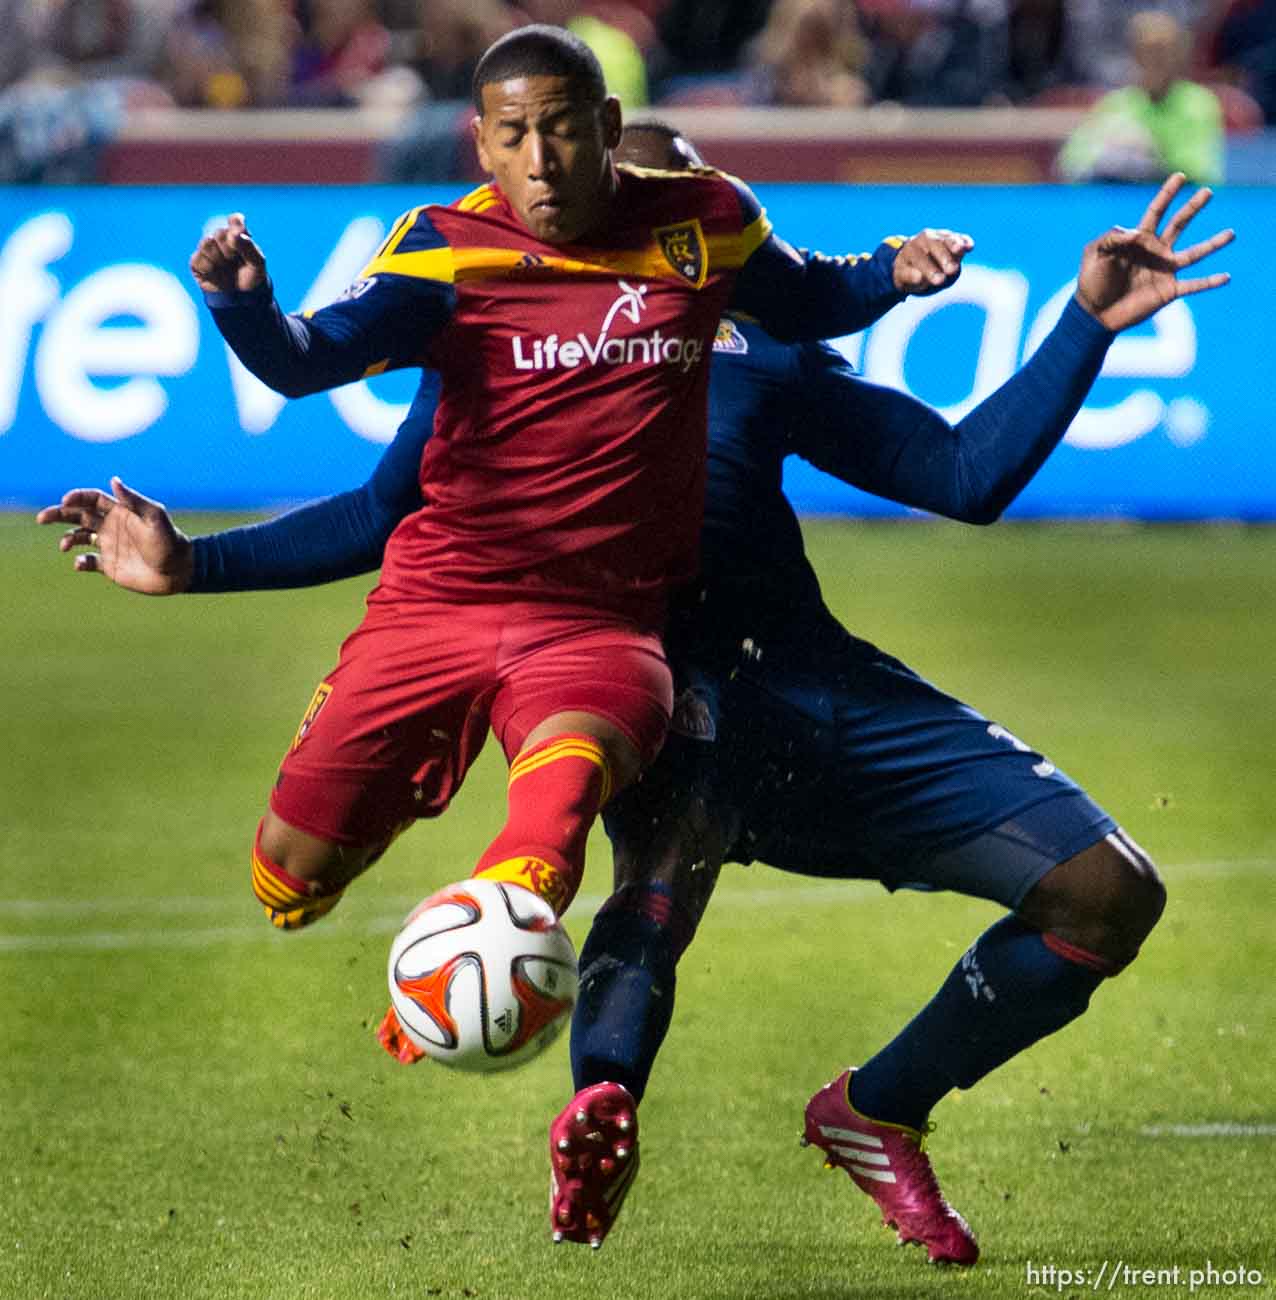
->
xmin=850 ymin=916 xmax=1110 ymax=1130
xmin=570 ymin=883 xmax=691 ymax=1103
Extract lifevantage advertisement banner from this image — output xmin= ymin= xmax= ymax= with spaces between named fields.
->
xmin=0 ymin=183 xmax=1266 ymax=517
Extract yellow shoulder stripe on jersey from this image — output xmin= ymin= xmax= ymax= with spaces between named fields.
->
xmin=457 ymin=183 xmax=499 ymax=213
xmin=362 ymin=226 xmax=778 ymax=286
xmin=885 ymin=235 xmax=906 ymax=249
xmin=372 ymin=244 xmax=700 ymax=284
xmin=359 ymin=245 xmax=457 ymax=283
xmin=705 ymin=210 xmax=773 ymax=270
xmin=369 ymin=206 xmax=426 ymax=264
xmin=700 ymin=166 xmax=774 ymax=267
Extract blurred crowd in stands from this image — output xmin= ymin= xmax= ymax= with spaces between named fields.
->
xmin=0 ymin=0 xmax=1271 ymax=181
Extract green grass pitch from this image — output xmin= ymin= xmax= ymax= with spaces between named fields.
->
xmin=2 ymin=513 xmax=1274 ymax=1300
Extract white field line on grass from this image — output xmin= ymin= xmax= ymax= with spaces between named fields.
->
xmin=0 ymin=858 xmax=1270 ymax=954
xmin=0 ymin=882 xmax=875 ymax=952
xmin=1141 ymin=1123 xmax=1276 ymax=1138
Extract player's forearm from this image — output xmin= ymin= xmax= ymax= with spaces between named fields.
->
xmin=731 ymin=239 xmax=904 ymax=342
xmin=189 ymin=486 xmax=395 ymax=592
xmin=827 ymin=298 xmax=1112 ymax=523
xmin=944 ymin=297 xmax=1114 ymax=521
xmin=205 ymin=281 xmax=375 ymax=398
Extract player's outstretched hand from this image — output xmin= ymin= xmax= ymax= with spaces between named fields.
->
xmin=36 ymin=477 xmax=193 ymax=595
xmin=892 ymin=229 xmax=974 ymax=296
xmin=189 ymin=212 xmax=268 ymax=295
xmin=1075 ymin=174 xmax=1233 ymax=332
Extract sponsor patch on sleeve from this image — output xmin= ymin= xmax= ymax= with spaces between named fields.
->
xmin=712 ymin=318 xmax=749 ymax=355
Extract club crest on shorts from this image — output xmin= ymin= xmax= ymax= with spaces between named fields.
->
xmin=291 ymin=682 xmax=332 ymax=751
xmin=654 ymin=219 xmax=707 ymax=288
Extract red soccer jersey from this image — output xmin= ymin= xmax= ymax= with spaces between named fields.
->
xmin=358 ymin=166 xmax=771 ymax=622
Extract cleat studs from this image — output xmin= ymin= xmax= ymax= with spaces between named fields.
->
xmin=614 ymin=1145 xmax=629 ymax=1160
xmin=589 ymin=1237 xmax=602 ymax=1250
xmin=575 ymin=1109 xmax=588 ymax=1125
xmin=617 ymin=1115 xmax=632 ymax=1132
xmin=557 ymin=1137 xmax=571 ymax=1153
xmin=552 ymin=1231 xmax=563 ymax=1245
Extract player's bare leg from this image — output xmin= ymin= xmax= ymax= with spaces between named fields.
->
xmin=1016 ymin=829 xmax=1165 ymax=967
xmin=520 ymin=711 xmax=644 ymax=788
xmin=252 ymin=810 xmax=387 ymax=931
xmin=806 ymin=829 xmax=1163 ymax=1265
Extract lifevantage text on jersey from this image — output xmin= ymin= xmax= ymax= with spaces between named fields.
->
xmin=511 ymin=279 xmax=707 ymax=375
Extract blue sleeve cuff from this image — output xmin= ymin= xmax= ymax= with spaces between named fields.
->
xmin=190 ymin=535 xmax=212 ymax=591
xmin=1058 ymin=295 xmax=1117 ymax=350
xmin=203 ymin=279 xmax=277 ymax=311
xmin=869 ymin=241 xmax=905 ymax=304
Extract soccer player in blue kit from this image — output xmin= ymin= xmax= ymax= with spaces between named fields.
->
xmin=39 ymin=130 xmax=1232 ymax=1266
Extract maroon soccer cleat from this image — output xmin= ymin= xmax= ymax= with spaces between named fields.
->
xmin=802 ymin=1069 xmax=979 ymax=1267
xmin=549 ymin=1082 xmax=640 ymax=1249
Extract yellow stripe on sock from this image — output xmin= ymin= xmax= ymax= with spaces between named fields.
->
xmin=251 ymin=858 xmax=305 ymax=909
xmin=509 ymin=740 xmax=606 ymax=782
xmin=251 ymin=854 xmax=343 ymax=929
xmin=508 ymin=738 xmax=611 ymax=804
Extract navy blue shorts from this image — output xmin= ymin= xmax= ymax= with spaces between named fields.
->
xmin=604 ymin=614 xmax=1116 ymax=910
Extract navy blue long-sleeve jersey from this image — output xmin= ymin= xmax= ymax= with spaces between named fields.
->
xmin=192 ymin=298 xmax=1112 ymax=620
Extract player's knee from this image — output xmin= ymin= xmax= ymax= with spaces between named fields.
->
xmin=610 ymin=798 xmax=728 ymax=944
xmin=1115 ymin=837 xmax=1166 ymax=945
xmin=1021 ymin=830 xmax=1165 ymax=969
xmin=250 ymin=815 xmax=374 ymax=931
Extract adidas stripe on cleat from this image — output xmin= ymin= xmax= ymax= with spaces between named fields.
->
xmin=802 ymin=1068 xmax=979 ymax=1267
xmin=548 ymin=1082 xmax=639 ymax=1249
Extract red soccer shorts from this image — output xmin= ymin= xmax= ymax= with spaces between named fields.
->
xmin=270 ymin=597 xmax=673 ymax=847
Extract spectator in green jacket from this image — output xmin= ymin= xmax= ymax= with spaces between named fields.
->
xmin=1059 ymin=9 xmax=1224 ymax=183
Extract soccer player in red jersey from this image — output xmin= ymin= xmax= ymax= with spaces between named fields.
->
xmin=40 ymin=130 xmax=1232 ymax=1261
xmin=184 ymin=17 xmax=969 ymax=1053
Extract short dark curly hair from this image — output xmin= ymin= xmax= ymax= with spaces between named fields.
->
xmin=472 ymin=25 xmax=606 ymax=114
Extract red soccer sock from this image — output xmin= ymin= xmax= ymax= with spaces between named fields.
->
xmin=472 ymin=734 xmax=612 ymax=917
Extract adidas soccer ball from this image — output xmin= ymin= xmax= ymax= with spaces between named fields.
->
xmin=387 ymin=878 xmax=578 ymax=1072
